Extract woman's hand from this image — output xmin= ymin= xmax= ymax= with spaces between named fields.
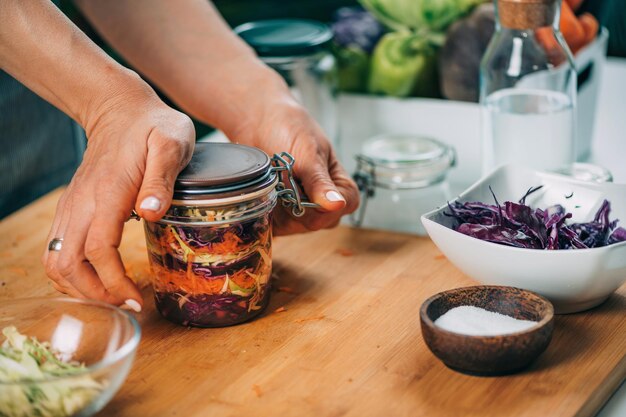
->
xmin=42 ymin=79 xmax=195 ymax=311
xmin=226 ymin=94 xmax=360 ymax=236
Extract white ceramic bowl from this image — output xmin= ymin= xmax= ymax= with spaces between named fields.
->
xmin=421 ymin=165 xmax=626 ymax=314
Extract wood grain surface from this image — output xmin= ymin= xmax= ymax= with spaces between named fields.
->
xmin=1 ymin=189 xmax=625 ymax=417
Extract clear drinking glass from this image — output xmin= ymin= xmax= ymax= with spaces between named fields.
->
xmin=480 ymin=0 xmax=577 ymax=174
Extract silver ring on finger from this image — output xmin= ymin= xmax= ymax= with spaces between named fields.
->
xmin=48 ymin=238 xmax=64 ymax=252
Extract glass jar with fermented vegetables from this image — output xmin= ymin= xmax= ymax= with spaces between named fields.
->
xmin=142 ymin=143 xmax=316 ymax=327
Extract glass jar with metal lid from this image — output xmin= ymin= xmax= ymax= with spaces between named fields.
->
xmin=141 ymin=143 xmax=316 ymax=327
xmin=235 ymin=19 xmax=338 ymax=145
xmin=352 ymin=134 xmax=456 ymax=235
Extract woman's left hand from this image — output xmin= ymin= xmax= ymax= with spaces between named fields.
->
xmin=226 ymin=96 xmax=359 ymax=236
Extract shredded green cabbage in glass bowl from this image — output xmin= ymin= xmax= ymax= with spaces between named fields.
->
xmin=0 ymin=326 xmax=103 ymax=417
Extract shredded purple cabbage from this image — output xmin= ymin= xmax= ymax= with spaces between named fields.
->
xmin=155 ymin=291 xmax=270 ymax=327
xmin=157 ymin=250 xmax=261 ymax=276
xmin=445 ymin=186 xmax=626 ymax=250
xmin=175 ymin=218 xmax=267 ymax=247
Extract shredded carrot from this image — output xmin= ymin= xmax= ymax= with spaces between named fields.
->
xmin=8 ymin=267 xmax=28 ymax=277
xmin=210 ymin=231 xmax=243 ymax=255
xmin=148 ymin=224 xmax=273 ymax=296
xmin=152 ymin=264 xmax=226 ymax=295
xmin=252 ymin=384 xmax=263 ymax=398
xmin=294 ymin=315 xmax=325 ymax=323
xmin=434 ymin=254 xmax=446 ymax=260
xmin=0 ymin=252 xmax=13 ymax=259
xmin=231 ymin=270 xmax=257 ymax=289
xmin=336 ymin=248 xmax=355 ymax=257
xmin=274 ymin=307 xmax=287 ymax=313
xmin=277 ymin=286 xmax=299 ymax=295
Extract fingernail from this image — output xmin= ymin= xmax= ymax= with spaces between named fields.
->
xmin=124 ymin=299 xmax=142 ymax=313
xmin=325 ymin=190 xmax=345 ymax=202
xmin=140 ymin=196 xmax=161 ymax=212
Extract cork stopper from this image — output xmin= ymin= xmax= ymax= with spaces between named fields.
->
xmin=497 ymin=0 xmax=558 ymax=29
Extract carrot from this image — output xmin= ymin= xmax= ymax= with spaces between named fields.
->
xmin=560 ymin=2 xmax=586 ymax=54
xmin=9 ymin=267 xmax=28 ymax=277
xmin=294 ymin=315 xmax=325 ymax=323
xmin=277 ymin=286 xmax=299 ymax=295
xmin=536 ymin=27 xmax=561 ymax=60
xmin=231 ymin=269 xmax=257 ymax=289
xmin=565 ymin=0 xmax=584 ymax=12
xmin=151 ymin=263 xmax=226 ymax=295
xmin=579 ymin=13 xmax=599 ymax=46
xmin=336 ymin=248 xmax=355 ymax=257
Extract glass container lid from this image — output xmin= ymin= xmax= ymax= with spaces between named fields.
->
xmin=357 ymin=134 xmax=456 ymax=189
xmin=234 ymin=19 xmax=333 ymax=57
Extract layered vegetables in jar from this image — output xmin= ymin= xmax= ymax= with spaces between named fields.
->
xmin=144 ymin=202 xmax=272 ymax=327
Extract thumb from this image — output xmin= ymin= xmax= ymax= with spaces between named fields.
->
xmin=136 ymin=136 xmax=194 ymax=222
xmin=296 ymin=154 xmax=346 ymax=212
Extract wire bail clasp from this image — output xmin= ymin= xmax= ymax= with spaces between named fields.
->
xmin=271 ymin=152 xmax=320 ymax=217
xmin=351 ymin=155 xmax=376 ymax=227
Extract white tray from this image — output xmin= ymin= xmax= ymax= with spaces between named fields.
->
xmin=336 ymin=29 xmax=609 ymax=195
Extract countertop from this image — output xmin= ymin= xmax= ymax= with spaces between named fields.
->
xmin=1 ymin=51 xmax=624 ymax=416
xmin=589 ymin=57 xmax=626 ymax=417
xmin=1 ymin=194 xmax=625 ymax=416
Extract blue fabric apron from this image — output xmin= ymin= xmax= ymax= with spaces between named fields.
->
xmin=0 ymin=70 xmax=86 ymax=219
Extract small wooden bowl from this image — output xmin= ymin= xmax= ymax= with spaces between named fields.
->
xmin=420 ymin=285 xmax=554 ymax=376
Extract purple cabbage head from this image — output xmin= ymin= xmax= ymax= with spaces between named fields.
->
xmin=331 ymin=7 xmax=385 ymax=53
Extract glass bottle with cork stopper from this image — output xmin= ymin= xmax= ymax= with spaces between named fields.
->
xmin=480 ymin=0 xmax=577 ymax=174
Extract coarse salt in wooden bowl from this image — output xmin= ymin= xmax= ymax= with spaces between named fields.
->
xmin=420 ymin=285 xmax=554 ymax=376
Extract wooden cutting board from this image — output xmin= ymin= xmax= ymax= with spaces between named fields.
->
xmin=1 ymin=189 xmax=625 ymax=417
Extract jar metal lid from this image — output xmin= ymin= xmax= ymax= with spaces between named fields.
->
xmin=173 ymin=143 xmax=276 ymax=201
xmin=356 ymin=134 xmax=456 ymax=189
xmin=163 ymin=143 xmax=319 ymax=218
xmin=234 ymin=19 xmax=333 ymax=57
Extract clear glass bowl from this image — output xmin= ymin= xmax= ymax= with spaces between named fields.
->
xmin=0 ymin=298 xmax=141 ymax=417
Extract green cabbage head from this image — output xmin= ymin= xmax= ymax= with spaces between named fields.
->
xmin=359 ymin=0 xmax=486 ymax=32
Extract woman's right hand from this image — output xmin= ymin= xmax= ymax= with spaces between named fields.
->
xmin=42 ymin=74 xmax=196 ymax=311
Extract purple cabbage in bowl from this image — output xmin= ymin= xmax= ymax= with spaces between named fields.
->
xmin=445 ymin=186 xmax=626 ymax=250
